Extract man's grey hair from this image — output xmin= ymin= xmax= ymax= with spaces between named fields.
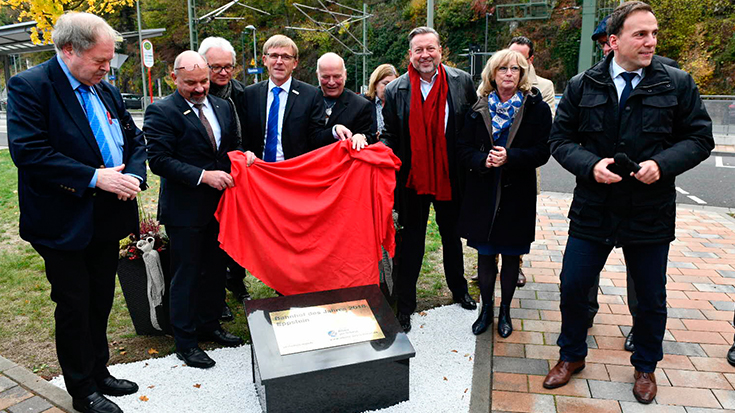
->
xmin=198 ymin=37 xmax=237 ymax=64
xmin=52 ymin=12 xmax=120 ymax=55
xmin=408 ymin=26 xmax=440 ymax=49
xmin=316 ymin=52 xmax=346 ymax=75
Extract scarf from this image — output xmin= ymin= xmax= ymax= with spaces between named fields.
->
xmin=209 ymin=80 xmax=242 ymax=140
xmin=406 ymin=63 xmax=452 ymax=201
xmin=488 ymin=90 xmax=523 ymax=147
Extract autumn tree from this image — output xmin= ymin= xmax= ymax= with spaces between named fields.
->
xmin=0 ymin=0 xmax=136 ymax=44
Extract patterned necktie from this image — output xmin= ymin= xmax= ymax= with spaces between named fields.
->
xmin=265 ymin=86 xmax=282 ymax=162
xmin=618 ymin=72 xmax=637 ymax=111
xmin=193 ymin=103 xmax=217 ymax=151
xmin=77 ymin=85 xmax=114 ymax=167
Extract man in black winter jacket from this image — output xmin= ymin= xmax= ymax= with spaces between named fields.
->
xmin=542 ymin=1 xmax=713 ymax=404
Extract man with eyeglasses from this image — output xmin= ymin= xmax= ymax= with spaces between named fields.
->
xmin=145 ymin=50 xmax=245 ymax=370
xmin=237 ymin=34 xmax=340 ymax=161
xmin=316 ymin=52 xmax=375 ymax=149
xmin=544 ymin=2 xmax=712 ymax=403
xmin=198 ymin=37 xmax=251 ymax=323
xmin=381 ymin=26 xmax=478 ymax=333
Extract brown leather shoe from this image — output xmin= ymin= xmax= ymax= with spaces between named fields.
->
xmin=542 ymin=359 xmax=585 ymax=389
xmin=517 ymin=268 xmax=527 ymax=287
xmin=633 ymin=370 xmax=657 ymax=404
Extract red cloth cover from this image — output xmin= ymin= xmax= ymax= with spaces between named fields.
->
xmin=215 ymin=140 xmax=401 ymax=295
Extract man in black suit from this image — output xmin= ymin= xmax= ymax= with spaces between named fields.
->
xmin=7 ymin=12 xmax=145 ymax=413
xmin=238 ymin=34 xmax=346 ymax=161
xmin=145 ymin=51 xmax=244 ymax=370
xmin=316 ymin=52 xmax=374 ymax=148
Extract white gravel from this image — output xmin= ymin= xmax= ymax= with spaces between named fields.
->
xmin=51 ymin=304 xmax=478 ymax=413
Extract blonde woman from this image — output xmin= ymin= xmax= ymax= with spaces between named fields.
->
xmin=457 ymin=49 xmax=551 ymax=337
xmin=363 ymin=64 xmax=399 ymax=137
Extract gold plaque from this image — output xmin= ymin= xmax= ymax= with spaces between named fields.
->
xmin=269 ymin=299 xmax=385 ymax=355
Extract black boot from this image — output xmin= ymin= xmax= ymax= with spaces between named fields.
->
xmin=472 ymin=303 xmax=493 ymax=335
xmin=498 ymin=304 xmax=513 ymax=338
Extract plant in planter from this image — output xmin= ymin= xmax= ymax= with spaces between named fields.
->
xmin=117 ymin=205 xmax=173 ymax=336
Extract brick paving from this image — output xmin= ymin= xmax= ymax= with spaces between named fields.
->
xmin=0 ymin=357 xmax=74 ymax=413
xmin=487 ymin=192 xmax=735 ymax=413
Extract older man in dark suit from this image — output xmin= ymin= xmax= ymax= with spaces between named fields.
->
xmin=315 ymin=52 xmax=374 ymax=148
xmin=145 ymin=51 xmax=244 ymax=370
xmin=7 ymin=12 xmax=145 ymax=413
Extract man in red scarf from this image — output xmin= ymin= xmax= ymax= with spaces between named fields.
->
xmin=382 ymin=27 xmax=478 ymax=332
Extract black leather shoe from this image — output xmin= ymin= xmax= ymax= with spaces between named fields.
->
xmin=72 ymin=392 xmax=122 ymax=413
xmin=625 ymin=330 xmax=635 ymax=352
xmin=497 ymin=304 xmax=513 ymax=338
xmin=236 ymin=290 xmax=252 ymax=303
xmin=177 ymin=346 xmax=216 ymax=369
xmin=220 ymin=303 xmax=234 ymax=322
xmin=472 ymin=304 xmax=493 ymax=335
xmin=517 ymin=268 xmax=527 ymax=288
xmin=199 ymin=327 xmax=244 ymax=347
xmin=727 ymin=343 xmax=735 ymax=367
xmin=97 ymin=375 xmax=138 ymax=397
xmin=454 ymin=292 xmax=477 ymax=310
xmin=397 ymin=312 xmax=411 ymax=333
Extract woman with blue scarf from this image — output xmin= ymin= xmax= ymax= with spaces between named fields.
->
xmin=457 ymin=49 xmax=551 ymax=337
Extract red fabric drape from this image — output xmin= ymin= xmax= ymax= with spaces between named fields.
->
xmin=406 ymin=63 xmax=452 ymax=201
xmin=215 ymin=141 xmax=401 ymax=296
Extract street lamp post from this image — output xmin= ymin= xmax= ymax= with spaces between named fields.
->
xmin=246 ymin=25 xmax=258 ymax=83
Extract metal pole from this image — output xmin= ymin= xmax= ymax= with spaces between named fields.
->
xmin=136 ymin=0 xmax=148 ymax=110
xmin=362 ymin=2 xmax=367 ymax=93
xmin=187 ymin=0 xmax=196 ymax=50
xmin=577 ymin=0 xmax=596 ymax=73
xmin=252 ymin=29 xmax=258 ymax=83
xmin=426 ymin=0 xmax=434 ymax=28
xmin=241 ymin=31 xmax=246 ymax=82
xmin=484 ymin=13 xmax=489 ymax=54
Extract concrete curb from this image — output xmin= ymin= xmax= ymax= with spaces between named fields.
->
xmin=0 ymin=355 xmax=73 ymax=413
xmin=469 ymin=324 xmax=493 ymax=413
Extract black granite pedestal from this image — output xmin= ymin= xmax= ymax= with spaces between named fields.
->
xmin=245 ymin=285 xmax=415 ymax=413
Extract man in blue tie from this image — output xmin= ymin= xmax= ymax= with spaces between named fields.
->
xmin=237 ymin=35 xmax=341 ymax=161
xmin=6 ymin=12 xmax=146 ymax=413
xmin=543 ymin=1 xmax=713 ymax=404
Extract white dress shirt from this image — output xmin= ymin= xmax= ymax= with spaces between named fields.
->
xmin=610 ymin=58 xmax=645 ymax=100
xmin=265 ymin=77 xmax=293 ymax=162
xmin=419 ymin=70 xmax=449 ymax=132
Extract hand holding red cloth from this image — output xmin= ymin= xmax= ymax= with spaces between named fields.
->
xmin=215 ymin=141 xmax=401 ymax=295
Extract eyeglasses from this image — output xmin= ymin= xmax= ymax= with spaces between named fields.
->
xmin=497 ymin=66 xmax=520 ymax=74
xmin=265 ymin=53 xmax=296 ymax=62
xmin=596 ymin=40 xmax=610 ymax=51
xmin=174 ymin=64 xmax=204 ymax=72
xmin=209 ymin=64 xmax=235 ymax=73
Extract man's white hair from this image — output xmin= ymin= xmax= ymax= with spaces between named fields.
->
xmin=198 ymin=37 xmax=236 ymax=64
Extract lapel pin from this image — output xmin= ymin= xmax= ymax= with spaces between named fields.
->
xmin=292 ymin=89 xmax=300 ymax=95
xmin=183 ymin=109 xmax=191 ymax=115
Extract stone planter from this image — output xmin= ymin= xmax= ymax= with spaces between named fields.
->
xmin=117 ymin=249 xmax=172 ymax=336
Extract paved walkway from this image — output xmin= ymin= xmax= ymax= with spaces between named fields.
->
xmin=489 ymin=192 xmax=735 ymax=413
xmin=2 ymin=192 xmax=735 ymax=413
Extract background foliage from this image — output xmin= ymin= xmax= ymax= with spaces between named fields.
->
xmin=1 ymin=0 xmax=734 ymax=95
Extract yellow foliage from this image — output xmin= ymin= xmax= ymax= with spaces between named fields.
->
xmin=0 ymin=0 xmax=135 ymax=45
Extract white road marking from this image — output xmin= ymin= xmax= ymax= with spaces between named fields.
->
xmin=676 ymin=187 xmax=689 ymax=195
xmin=688 ymin=195 xmax=707 ymax=204
xmin=715 ymin=156 xmax=735 ymax=168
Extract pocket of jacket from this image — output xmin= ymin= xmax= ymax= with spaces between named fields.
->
xmin=577 ymin=94 xmax=608 ymax=132
xmin=642 ymin=95 xmax=677 ymax=134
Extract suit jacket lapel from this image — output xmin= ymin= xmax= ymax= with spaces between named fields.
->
xmin=173 ymin=92 xmax=212 ymax=149
xmin=47 ymin=58 xmax=103 ymax=163
xmin=212 ymin=98 xmax=230 ymax=154
xmin=327 ymin=92 xmax=348 ymax=128
xmin=283 ymin=79 xmax=299 ymax=123
xmin=258 ymin=81 xmax=267 ymax=139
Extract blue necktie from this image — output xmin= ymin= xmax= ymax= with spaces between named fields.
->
xmin=618 ymin=72 xmax=637 ymax=112
xmin=78 ymin=85 xmax=114 ymax=167
xmin=264 ymin=86 xmax=282 ymax=162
